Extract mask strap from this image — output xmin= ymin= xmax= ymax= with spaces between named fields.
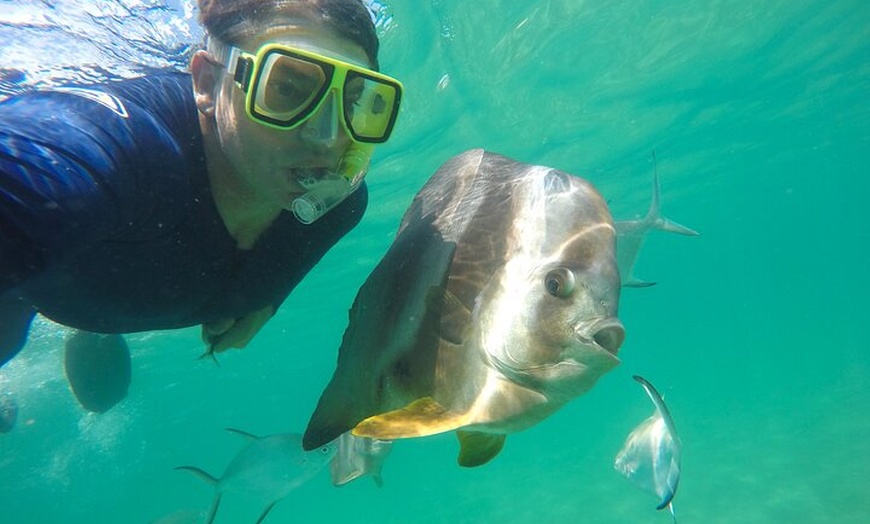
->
xmin=206 ymin=38 xmax=250 ymax=90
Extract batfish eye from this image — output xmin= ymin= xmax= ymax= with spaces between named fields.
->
xmin=544 ymin=268 xmax=575 ymax=298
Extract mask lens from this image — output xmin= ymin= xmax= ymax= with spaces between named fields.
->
xmin=252 ymin=51 xmax=330 ymax=125
xmin=343 ymin=72 xmax=401 ymax=142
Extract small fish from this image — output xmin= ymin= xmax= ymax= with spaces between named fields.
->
xmin=0 ymin=391 xmax=17 ymax=433
xmin=304 ymin=149 xmax=624 ymax=468
xmin=331 ymin=431 xmax=393 ymax=487
xmin=615 ymin=153 xmax=699 ymax=287
xmin=177 ymin=429 xmax=336 ymax=524
xmin=614 ymin=375 xmax=681 ymax=522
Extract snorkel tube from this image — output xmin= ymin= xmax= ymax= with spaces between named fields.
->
xmin=290 ymin=143 xmax=373 ymax=224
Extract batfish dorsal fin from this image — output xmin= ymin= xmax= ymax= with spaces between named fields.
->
xmin=351 ymin=397 xmax=468 ymax=440
xmin=456 ymin=430 xmax=506 ymax=467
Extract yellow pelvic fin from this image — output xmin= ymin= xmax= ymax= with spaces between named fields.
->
xmin=352 ymin=397 xmax=468 ymax=440
xmin=456 ymin=431 xmax=506 ymax=468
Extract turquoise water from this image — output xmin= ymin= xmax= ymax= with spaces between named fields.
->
xmin=1 ymin=0 xmax=868 ymax=522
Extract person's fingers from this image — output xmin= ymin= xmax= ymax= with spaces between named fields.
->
xmin=207 ymin=306 xmax=274 ymax=353
xmin=202 ymin=318 xmax=234 ymax=337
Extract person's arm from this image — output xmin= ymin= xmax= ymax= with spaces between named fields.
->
xmin=202 ymin=183 xmax=369 ymax=355
xmin=0 ymin=91 xmax=139 ymax=292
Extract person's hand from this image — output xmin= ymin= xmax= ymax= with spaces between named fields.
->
xmin=201 ymin=305 xmax=275 ymax=354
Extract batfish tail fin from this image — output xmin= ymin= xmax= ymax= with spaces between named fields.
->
xmin=352 ymin=397 xmax=468 ymax=440
xmin=456 ymin=430 xmax=506 ymax=467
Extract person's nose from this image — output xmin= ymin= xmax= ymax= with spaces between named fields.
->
xmin=300 ymin=91 xmax=340 ymax=148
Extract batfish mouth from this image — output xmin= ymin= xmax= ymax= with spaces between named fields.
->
xmin=576 ymin=318 xmax=625 ymax=360
xmin=594 ymin=319 xmax=625 ymax=356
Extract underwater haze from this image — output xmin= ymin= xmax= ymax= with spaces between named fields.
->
xmin=1 ymin=0 xmax=868 ymax=523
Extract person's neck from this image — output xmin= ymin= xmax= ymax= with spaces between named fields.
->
xmin=201 ymin=126 xmax=282 ymax=250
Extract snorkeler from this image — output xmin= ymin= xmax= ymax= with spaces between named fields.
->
xmin=0 ymin=0 xmax=403 ymax=413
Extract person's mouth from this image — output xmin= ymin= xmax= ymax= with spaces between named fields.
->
xmin=286 ymin=167 xmax=331 ymax=191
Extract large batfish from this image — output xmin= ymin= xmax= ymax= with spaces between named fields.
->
xmin=614 ymin=375 xmax=681 ymax=522
xmin=177 ymin=429 xmax=336 ymax=524
xmin=304 ymin=149 xmax=625 ymax=467
xmin=615 ymin=153 xmax=699 ymax=287
xmin=331 ymin=432 xmax=393 ymax=487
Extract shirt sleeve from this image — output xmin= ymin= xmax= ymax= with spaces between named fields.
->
xmin=0 ymin=90 xmax=143 ymax=291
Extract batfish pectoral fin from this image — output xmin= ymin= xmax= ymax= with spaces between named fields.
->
xmin=440 ymin=289 xmax=472 ymax=345
xmin=456 ymin=430 xmax=506 ymax=468
xmin=351 ymin=397 xmax=468 ymax=440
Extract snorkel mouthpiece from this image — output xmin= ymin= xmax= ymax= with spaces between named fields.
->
xmin=292 ymin=178 xmax=353 ymax=224
xmin=290 ymin=143 xmax=373 ymax=224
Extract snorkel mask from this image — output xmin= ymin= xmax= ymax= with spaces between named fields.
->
xmin=208 ymin=38 xmax=404 ymax=223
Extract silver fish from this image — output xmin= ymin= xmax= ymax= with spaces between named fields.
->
xmin=614 ymin=375 xmax=681 ymax=522
xmin=331 ymin=431 xmax=393 ymax=487
xmin=177 ymin=429 xmax=336 ymax=524
xmin=615 ymin=153 xmax=699 ymax=287
xmin=304 ymin=149 xmax=624 ymax=467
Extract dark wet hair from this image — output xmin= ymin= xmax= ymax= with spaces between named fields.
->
xmin=198 ymin=0 xmax=380 ymax=69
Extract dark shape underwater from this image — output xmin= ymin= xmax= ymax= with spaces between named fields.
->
xmin=64 ymin=330 xmax=131 ymax=413
xmin=0 ymin=392 xmax=17 ymax=433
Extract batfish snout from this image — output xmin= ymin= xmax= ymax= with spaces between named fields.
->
xmin=592 ymin=319 xmax=625 ymax=356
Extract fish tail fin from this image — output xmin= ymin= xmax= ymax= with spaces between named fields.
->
xmin=655 ymin=216 xmax=699 ymax=237
xmin=196 ymin=349 xmax=221 ymax=366
xmin=623 ymin=279 xmax=656 ymax=288
xmin=205 ymin=493 xmax=222 ymax=524
xmin=646 ymin=153 xmax=699 ymax=237
xmin=255 ymin=501 xmax=279 ymax=524
xmin=175 ymin=467 xmax=222 ymax=524
xmin=224 ymin=427 xmax=259 ymax=440
xmin=175 ymin=465 xmax=219 ymax=486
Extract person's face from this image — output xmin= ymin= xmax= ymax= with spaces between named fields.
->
xmin=211 ymin=23 xmax=372 ymax=209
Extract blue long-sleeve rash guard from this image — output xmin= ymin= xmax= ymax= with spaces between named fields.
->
xmin=0 ymin=72 xmax=366 ymax=364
